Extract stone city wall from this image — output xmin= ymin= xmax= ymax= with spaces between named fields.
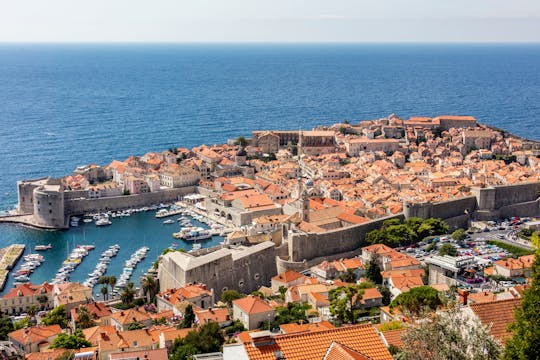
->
xmin=287 ymin=214 xmax=403 ymax=263
xmin=65 ymin=186 xmax=196 ymax=215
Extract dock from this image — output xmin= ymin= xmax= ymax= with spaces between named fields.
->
xmin=0 ymin=244 xmax=26 ymax=290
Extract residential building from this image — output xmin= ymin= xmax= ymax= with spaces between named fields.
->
xmin=232 ymin=296 xmax=275 ymax=330
xmin=1 ymin=282 xmax=53 ymax=315
xmin=8 ymin=325 xmax=62 ymax=354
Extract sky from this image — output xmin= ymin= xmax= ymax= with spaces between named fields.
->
xmin=1 ymin=0 xmax=540 ymax=43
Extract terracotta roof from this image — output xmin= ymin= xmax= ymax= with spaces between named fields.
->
xmin=469 ymin=298 xmax=521 ymax=344
xmin=194 ymin=307 xmax=230 ymax=324
xmin=9 ymin=325 xmax=62 ymax=345
xmin=241 ymin=324 xmax=392 ymax=360
xmin=361 ymin=288 xmax=383 ymax=302
xmin=71 ymin=302 xmax=112 ymax=322
xmin=83 ymin=325 xmax=117 ymax=346
xmin=324 ymin=341 xmax=374 ymax=360
xmin=233 ymin=296 xmax=274 ymax=315
xmin=279 ymin=321 xmax=335 ymax=334
xmin=111 ymin=308 xmax=152 ymax=326
xmin=109 ymin=348 xmax=167 ymax=360
xmin=157 ymin=284 xmax=212 ymax=304
xmin=272 ymin=270 xmax=305 ymax=283
xmin=379 ymin=328 xmax=406 ymax=348
xmin=3 ymin=282 xmax=53 ymax=299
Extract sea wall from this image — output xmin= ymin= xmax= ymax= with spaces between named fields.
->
xmin=65 ymin=186 xmax=196 ymax=215
xmin=287 ymin=214 xmax=403 ymax=262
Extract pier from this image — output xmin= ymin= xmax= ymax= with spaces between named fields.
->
xmin=0 ymin=244 xmax=25 ymax=290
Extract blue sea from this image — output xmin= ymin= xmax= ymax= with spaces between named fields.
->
xmin=0 ymin=43 xmax=539 ymax=294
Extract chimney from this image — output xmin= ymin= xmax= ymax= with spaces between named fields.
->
xmin=458 ymin=289 xmax=469 ymax=305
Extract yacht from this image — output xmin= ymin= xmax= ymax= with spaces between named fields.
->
xmin=34 ymin=244 xmax=52 ymax=251
xmin=163 ymin=219 xmax=175 ymax=224
xmin=96 ymin=217 xmax=112 ymax=226
xmin=183 ymin=229 xmax=212 ymax=241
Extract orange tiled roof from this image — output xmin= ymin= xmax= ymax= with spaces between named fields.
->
xmin=324 ymin=341 xmax=374 ymax=360
xmin=272 ymin=270 xmax=305 ymax=284
xmin=3 ymin=282 xmax=53 ymax=299
xmin=379 ymin=328 xmax=406 ymax=348
xmin=194 ymin=307 xmax=230 ymax=324
xmin=111 ymin=308 xmax=152 ymax=325
xmin=233 ymin=296 xmax=274 ymax=315
xmin=279 ymin=321 xmax=335 ymax=334
xmin=109 ymin=348 xmax=167 ymax=360
xmin=9 ymin=324 xmax=62 ymax=345
xmin=241 ymin=324 xmax=392 ymax=360
xmin=469 ymin=298 xmax=521 ymax=344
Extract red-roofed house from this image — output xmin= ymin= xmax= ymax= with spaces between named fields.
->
xmin=271 ymin=270 xmax=306 ymax=293
xmin=233 ymin=296 xmax=276 ymax=330
xmin=8 ymin=325 xmax=62 ymax=354
xmin=1 ymin=282 xmax=54 ymax=315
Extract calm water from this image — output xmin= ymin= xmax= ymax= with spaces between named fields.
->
xmin=0 ymin=211 xmax=222 ymax=295
xmin=0 ymin=43 xmax=539 ymax=293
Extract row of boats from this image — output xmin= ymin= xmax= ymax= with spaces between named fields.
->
xmin=70 ymin=203 xmax=177 ymax=227
xmin=82 ymin=245 xmax=120 ymax=289
xmin=14 ymin=254 xmax=45 ymax=284
xmin=52 ymin=245 xmax=95 ymax=284
xmin=113 ymin=246 xmax=150 ymax=295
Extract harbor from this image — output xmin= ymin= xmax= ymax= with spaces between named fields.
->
xmin=0 ymin=205 xmax=225 ymax=296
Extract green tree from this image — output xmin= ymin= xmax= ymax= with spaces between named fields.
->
xmin=221 ymin=290 xmax=244 ymax=307
xmin=274 ymin=302 xmax=311 ymax=326
xmin=75 ymin=306 xmax=96 ymax=330
xmin=41 ymin=305 xmax=68 ymax=328
xmin=141 ymin=275 xmax=158 ymax=303
xmin=438 ymin=243 xmax=458 ymax=257
xmin=336 ymin=269 xmax=357 ymax=283
xmin=451 ymin=228 xmax=467 ymax=242
xmin=399 ymin=305 xmax=501 ymax=360
xmin=223 ymin=319 xmax=246 ymax=337
xmin=180 ymin=304 xmax=195 ymax=329
xmin=100 ymin=285 xmax=108 ymax=301
xmin=378 ymin=285 xmax=392 ymax=306
xmin=329 ymin=285 xmax=365 ymax=325
xmin=120 ymin=282 xmax=136 ymax=307
xmin=278 ymin=286 xmax=287 ymax=300
xmin=108 ymin=275 xmax=117 ymax=292
xmin=170 ymin=322 xmax=224 ymax=360
xmin=365 ymin=255 xmax=383 ymax=284
xmin=50 ymin=329 xmax=92 ymax=349
xmin=365 ymin=229 xmax=386 ymax=245
xmin=417 ymin=218 xmax=449 ymax=239
xmin=13 ymin=317 xmax=31 ymax=330
xmin=0 ymin=313 xmax=14 ymax=340
xmin=504 ymin=231 xmax=540 ymax=359
xmin=390 ymin=286 xmax=442 ymax=319
xmin=235 ymin=136 xmax=247 ymax=147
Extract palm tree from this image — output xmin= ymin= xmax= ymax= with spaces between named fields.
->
xmin=141 ymin=275 xmax=157 ymax=303
xmin=100 ymin=286 xmax=108 ymax=301
xmin=75 ymin=306 xmax=96 ymax=329
xmin=120 ymin=282 xmax=136 ymax=306
xmin=108 ymin=276 xmax=117 ymax=298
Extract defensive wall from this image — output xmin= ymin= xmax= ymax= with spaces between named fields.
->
xmin=65 ymin=186 xmax=196 ymax=215
xmin=287 ymin=214 xmax=404 ymax=263
xmin=280 ymin=181 xmax=540 ymax=269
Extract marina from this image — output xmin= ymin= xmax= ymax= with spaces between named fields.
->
xmin=0 ymin=205 xmax=224 ymax=295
